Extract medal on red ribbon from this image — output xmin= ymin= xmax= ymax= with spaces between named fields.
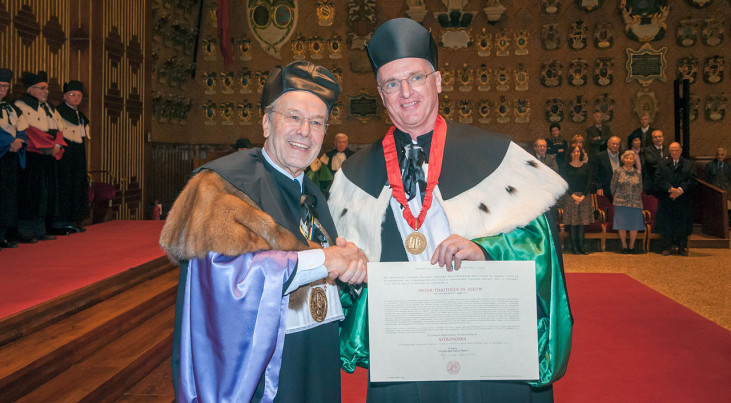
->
xmin=382 ymin=115 xmax=447 ymax=255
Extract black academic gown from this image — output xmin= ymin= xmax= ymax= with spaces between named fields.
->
xmin=337 ymin=122 xmax=561 ymax=403
xmin=170 ymin=149 xmax=341 ymax=403
xmin=55 ymin=103 xmax=90 ymax=224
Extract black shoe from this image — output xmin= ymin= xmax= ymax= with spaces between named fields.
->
xmin=38 ymin=234 xmax=57 ymax=241
xmin=65 ymin=225 xmax=85 ymax=233
xmin=51 ymin=228 xmax=72 ymax=236
xmin=678 ymin=248 xmax=688 ymax=256
xmin=18 ymin=235 xmax=38 ymax=244
xmin=0 ymin=239 xmax=19 ymax=248
xmin=621 ymin=248 xmax=629 ymax=254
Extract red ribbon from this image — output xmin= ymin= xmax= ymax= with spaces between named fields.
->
xmin=382 ymin=115 xmax=447 ymax=231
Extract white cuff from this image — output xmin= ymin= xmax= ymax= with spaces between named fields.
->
xmin=285 ymin=249 xmax=327 ymax=295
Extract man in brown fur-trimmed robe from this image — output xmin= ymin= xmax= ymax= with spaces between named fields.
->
xmin=160 ymin=60 xmax=366 ymax=403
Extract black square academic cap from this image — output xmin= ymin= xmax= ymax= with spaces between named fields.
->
xmin=260 ymin=60 xmax=340 ymax=114
xmin=366 ymin=18 xmax=438 ymax=77
xmin=63 ymin=80 xmax=84 ymax=93
xmin=0 ymin=68 xmax=12 ymax=83
xmin=21 ymin=71 xmax=47 ymax=88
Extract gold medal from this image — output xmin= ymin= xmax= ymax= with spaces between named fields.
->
xmin=404 ymin=231 xmax=427 ymax=255
xmin=309 ymin=286 xmax=328 ymax=322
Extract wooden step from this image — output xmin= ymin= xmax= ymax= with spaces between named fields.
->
xmin=115 ymin=356 xmax=175 ymax=403
xmin=0 ymin=268 xmax=179 ymax=401
xmin=16 ymin=305 xmax=175 ymax=403
xmin=0 ymin=256 xmax=176 ymax=347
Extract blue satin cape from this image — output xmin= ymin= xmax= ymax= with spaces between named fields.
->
xmin=176 ymin=251 xmax=297 ymax=403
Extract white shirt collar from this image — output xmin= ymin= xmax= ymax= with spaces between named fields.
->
xmin=261 ymin=147 xmax=305 ymax=192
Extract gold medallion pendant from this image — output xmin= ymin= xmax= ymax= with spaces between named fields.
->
xmin=309 ymin=287 xmax=328 ymax=322
xmin=405 ymin=231 xmax=427 ymax=255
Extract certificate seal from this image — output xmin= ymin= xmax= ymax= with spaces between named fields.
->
xmin=447 ymin=360 xmax=461 ymax=375
xmin=309 ymin=287 xmax=328 ymax=322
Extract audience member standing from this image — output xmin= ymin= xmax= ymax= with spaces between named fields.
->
xmin=0 ymin=68 xmax=28 ymax=250
xmin=704 ymin=147 xmax=730 ymax=195
xmin=655 ymin=142 xmax=696 ymax=256
xmin=309 ymin=132 xmax=354 ymax=196
xmin=594 ymin=136 xmax=621 ymax=201
xmin=54 ymin=80 xmax=90 ymax=234
xmin=560 ymin=144 xmax=593 ymax=254
xmin=628 ymin=113 xmax=655 ymax=148
xmin=642 ymin=130 xmax=669 ymax=195
xmin=569 ymin=134 xmax=590 ymax=164
xmin=14 ymin=71 xmax=66 ymax=243
xmin=546 ymin=123 xmax=567 ymax=167
xmin=586 ymin=111 xmax=612 ymax=156
xmin=532 ymin=138 xmax=559 ymax=172
xmin=627 ymin=131 xmax=644 ymax=173
xmin=611 ymin=151 xmax=645 ymax=254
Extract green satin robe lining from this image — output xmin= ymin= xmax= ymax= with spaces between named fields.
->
xmin=338 ymin=214 xmax=573 ymax=387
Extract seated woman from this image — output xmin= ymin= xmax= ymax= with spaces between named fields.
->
xmin=559 ymin=144 xmax=593 ymax=254
xmin=611 ymin=150 xmax=645 ymax=253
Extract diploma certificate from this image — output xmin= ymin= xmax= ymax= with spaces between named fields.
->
xmin=368 ymin=261 xmax=539 ymax=382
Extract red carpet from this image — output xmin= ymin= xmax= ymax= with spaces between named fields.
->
xmin=0 ymin=220 xmax=166 ymax=319
xmin=341 ymin=274 xmax=731 ymax=402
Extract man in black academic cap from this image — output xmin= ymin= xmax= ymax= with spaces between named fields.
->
xmin=14 ymin=71 xmax=67 ymax=243
xmin=53 ymin=80 xmax=90 ymax=234
xmin=160 ymin=60 xmax=367 ymax=402
xmin=0 ymin=68 xmax=28 ymax=250
xmin=328 ymin=18 xmax=573 ymax=402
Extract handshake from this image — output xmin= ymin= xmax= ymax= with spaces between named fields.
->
xmin=322 ymin=237 xmax=368 ymax=285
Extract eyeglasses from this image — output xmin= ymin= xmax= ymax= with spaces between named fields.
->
xmin=378 ymin=71 xmax=437 ymax=94
xmin=271 ymin=110 xmax=328 ymax=134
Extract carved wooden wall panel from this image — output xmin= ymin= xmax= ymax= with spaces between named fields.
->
xmin=99 ymin=0 xmax=148 ymax=220
xmin=0 ymin=0 xmax=69 ymax=104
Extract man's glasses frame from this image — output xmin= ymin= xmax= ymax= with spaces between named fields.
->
xmin=270 ymin=109 xmax=328 ymax=134
xmin=378 ymin=71 xmax=437 ymax=94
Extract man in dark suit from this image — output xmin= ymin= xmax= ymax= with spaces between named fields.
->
xmin=586 ymin=111 xmax=612 ymax=157
xmin=594 ymin=136 xmax=621 ymax=200
xmin=532 ymin=138 xmax=559 ymax=172
xmin=655 ymin=142 xmax=696 ymax=256
xmin=628 ymin=113 xmax=655 ymax=148
xmin=642 ymin=129 xmax=669 ymax=195
xmin=704 ymin=147 xmax=730 ymax=193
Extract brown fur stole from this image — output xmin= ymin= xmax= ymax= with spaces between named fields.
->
xmin=160 ymin=170 xmax=321 ymax=305
xmin=160 ymin=170 xmax=318 ymax=262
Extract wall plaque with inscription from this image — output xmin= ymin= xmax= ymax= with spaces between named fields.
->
xmin=625 ymin=44 xmax=667 ymax=85
xmin=348 ymin=92 xmax=379 ymax=123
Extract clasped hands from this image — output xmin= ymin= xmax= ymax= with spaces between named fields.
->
xmin=669 ymin=187 xmax=683 ymax=200
xmin=323 ymin=237 xmax=368 ymax=285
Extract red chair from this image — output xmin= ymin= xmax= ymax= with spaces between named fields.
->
xmin=642 ymin=194 xmax=660 ymax=252
xmin=589 ymin=194 xmax=613 ymax=252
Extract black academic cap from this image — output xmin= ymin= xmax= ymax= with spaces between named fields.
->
xmin=21 ymin=71 xmax=48 ymax=88
xmin=366 ymin=18 xmax=438 ymax=77
xmin=234 ymin=138 xmax=252 ymax=149
xmin=260 ymin=60 xmax=340 ymax=113
xmin=0 ymin=68 xmax=12 ymax=83
xmin=63 ymin=80 xmax=84 ymax=93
